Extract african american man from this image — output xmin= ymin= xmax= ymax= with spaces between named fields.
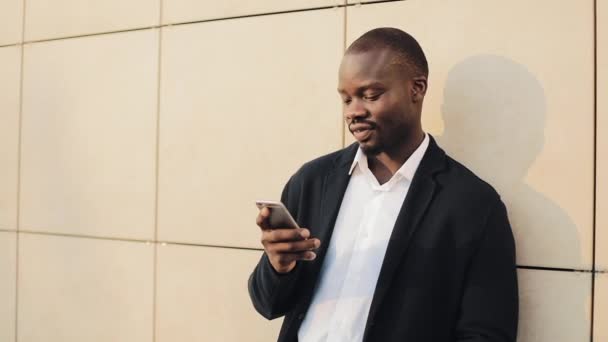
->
xmin=248 ymin=27 xmax=518 ymax=342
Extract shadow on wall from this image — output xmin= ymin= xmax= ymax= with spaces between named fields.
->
xmin=435 ymin=55 xmax=588 ymax=341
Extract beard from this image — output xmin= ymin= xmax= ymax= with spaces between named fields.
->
xmin=359 ymin=140 xmax=383 ymax=156
xmin=359 ymin=128 xmax=412 ymax=157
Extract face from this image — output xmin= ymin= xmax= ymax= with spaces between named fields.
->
xmin=337 ymin=49 xmax=426 ymax=156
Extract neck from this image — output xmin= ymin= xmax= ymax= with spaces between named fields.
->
xmin=369 ymin=129 xmax=425 ymax=175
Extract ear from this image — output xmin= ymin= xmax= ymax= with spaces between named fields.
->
xmin=411 ymin=76 xmax=428 ymax=103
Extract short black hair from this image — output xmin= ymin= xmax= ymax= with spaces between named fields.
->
xmin=346 ymin=27 xmax=429 ymax=77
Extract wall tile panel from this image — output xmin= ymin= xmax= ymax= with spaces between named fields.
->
xmin=0 ymin=0 xmax=23 ymax=45
xmin=517 ymin=269 xmax=591 ymax=342
xmin=158 ymin=10 xmax=343 ymax=248
xmin=0 ymin=232 xmax=17 ymax=342
xmin=24 ymin=0 xmax=160 ymax=41
xmin=156 ymin=244 xmax=281 ymax=341
xmin=0 ymin=46 xmax=20 ymax=231
xmin=20 ymin=30 xmax=158 ymax=240
xmin=593 ymin=273 xmax=608 ymax=341
xmin=17 ymin=233 xmax=154 ymax=342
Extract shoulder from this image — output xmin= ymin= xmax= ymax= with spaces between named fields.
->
xmin=437 ymin=152 xmax=502 ymax=206
xmin=430 ymin=152 xmax=508 ymax=236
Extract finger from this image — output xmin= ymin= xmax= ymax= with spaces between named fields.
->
xmin=267 ymin=238 xmax=321 ymax=254
xmin=274 ymin=251 xmax=317 ymax=265
xmin=263 ymin=228 xmax=311 ymax=243
xmin=256 ymin=207 xmax=271 ymax=230
xmin=261 ymin=228 xmax=305 ymax=249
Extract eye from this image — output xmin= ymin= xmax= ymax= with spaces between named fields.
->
xmin=363 ymin=93 xmax=381 ymax=101
xmin=343 ymin=98 xmax=352 ymax=105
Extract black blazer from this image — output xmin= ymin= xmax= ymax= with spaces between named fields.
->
xmin=248 ymin=135 xmax=518 ymax=342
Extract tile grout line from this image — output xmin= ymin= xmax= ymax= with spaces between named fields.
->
xmin=168 ymin=3 xmax=345 ymax=28
xmin=0 ymin=43 xmax=21 ymax=49
xmin=14 ymin=0 xmax=27 ymax=339
xmin=159 ymin=240 xmax=264 ymax=252
xmin=13 ymin=228 xmax=608 ymax=270
xmin=590 ymin=0 xmax=598 ymax=341
xmin=20 ymin=8 xmax=335 ymax=45
xmin=0 ymin=228 xmax=18 ymax=232
xmin=516 ymin=265 xmax=597 ymax=273
xmin=14 ymin=229 xmax=269 ymax=250
xmin=23 ymin=25 xmax=161 ymax=45
xmin=18 ymin=229 xmax=156 ymax=243
xmin=14 ymin=1 xmax=407 ymax=47
xmin=152 ymin=0 xmax=164 ymax=340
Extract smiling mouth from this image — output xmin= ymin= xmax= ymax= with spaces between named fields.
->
xmin=353 ymin=127 xmax=374 ymax=141
xmin=349 ymin=121 xmax=376 ymax=141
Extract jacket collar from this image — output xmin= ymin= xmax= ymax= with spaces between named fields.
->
xmin=333 ymin=133 xmax=447 ymax=178
xmin=347 ymin=134 xmax=431 ymax=184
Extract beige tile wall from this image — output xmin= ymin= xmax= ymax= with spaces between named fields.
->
xmin=24 ymin=0 xmax=160 ymax=41
xmin=158 ymin=9 xmax=344 ymax=248
xmin=597 ymin=0 xmax=608 ymax=272
xmin=0 ymin=0 xmax=23 ymax=46
xmin=347 ymin=0 xmax=595 ymax=271
xmin=156 ymin=244 xmax=281 ymax=341
xmin=17 ymin=233 xmax=154 ymax=342
xmin=0 ymin=232 xmax=17 ymax=342
xmin=0 ymin=46 xmax=20 ymax=231
xmin=596 ymin=0 xmax=608 ymax=341
xmin=162 ymin=0 xmax=344 ymax=25
xmin=518 ymin=269 xmax=592 ymax=341
xmin=594 ymin=273 xmax=608 ymax=341
xmin=0 ymin=0 xmax=603 ymax=341
xmin=20 ymin=30 xmax=158 ymax=240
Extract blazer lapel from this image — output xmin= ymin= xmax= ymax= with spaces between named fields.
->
xmin=363 ymin=135 xmax=447 ymax=340
xmin=314 ymin=143 xmax=359 ymax=266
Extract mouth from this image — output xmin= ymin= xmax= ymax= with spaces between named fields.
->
xmin=350 ymin=123 xmax=375 ymax=142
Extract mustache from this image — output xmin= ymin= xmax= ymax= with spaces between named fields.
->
xmin=348 ymin=119 xmax=377 ymax=131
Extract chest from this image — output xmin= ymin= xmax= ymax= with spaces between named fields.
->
xmin=329 ymin=171 xmax=410 ymax=255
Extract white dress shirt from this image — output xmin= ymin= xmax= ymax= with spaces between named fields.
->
xmin=298 ymin=133 xmax=430 ymax=342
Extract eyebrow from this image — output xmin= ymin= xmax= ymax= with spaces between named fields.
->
xmin=337 ymin=81 xmax=386 ymax=94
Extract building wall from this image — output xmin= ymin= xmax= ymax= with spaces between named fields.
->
xmin=0 ymin=0 xmax=605 ymax=340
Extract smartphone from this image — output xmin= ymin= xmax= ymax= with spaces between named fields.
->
xmin=255 ymin=200 xmax=300 ymax=229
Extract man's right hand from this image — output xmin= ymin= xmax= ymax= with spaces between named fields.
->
xmin=256 ymin=207 xmax=321 ymax=274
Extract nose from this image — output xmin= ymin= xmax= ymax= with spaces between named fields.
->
xmin=344 ymin=98 xmax=368 ymax=123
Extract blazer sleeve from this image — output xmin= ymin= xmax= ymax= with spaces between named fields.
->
xmin=455 ymin=197 xmax=519 ymax=342
xmin=247 ymin=175 xmax=304 ymax=320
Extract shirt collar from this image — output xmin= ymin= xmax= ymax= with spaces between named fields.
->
xmin=348 ymin=133 xmax=430 ymax=181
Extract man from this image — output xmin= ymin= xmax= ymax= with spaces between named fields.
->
xmin=248 ymin=27 xmax=518 ymax=342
